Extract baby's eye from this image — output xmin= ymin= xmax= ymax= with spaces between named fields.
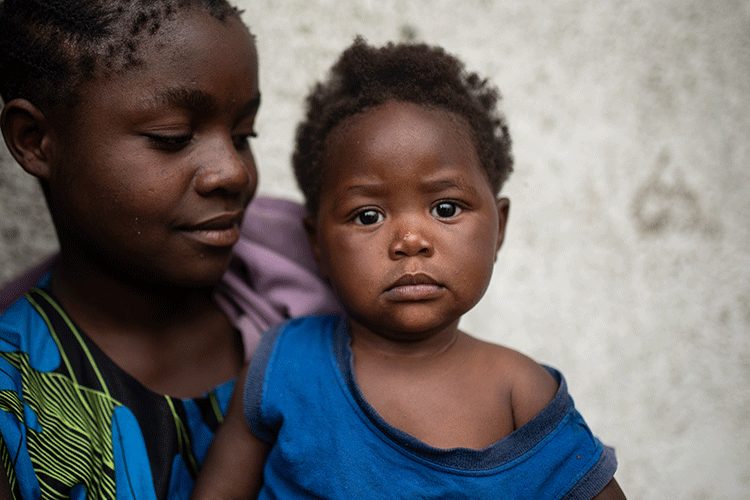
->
xmin=431 ymin=201 xmax=462 ymax=219
xmin=354 ymin=209 xmax=384 ymax=226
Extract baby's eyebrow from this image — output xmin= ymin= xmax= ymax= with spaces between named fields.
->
xmin=343 ymin=182 xmax=384 ymax=195
xmin=337 ymin=177 xmax=480 ymax=202
xmin=421 ymin=178 xmax=479 ymax=196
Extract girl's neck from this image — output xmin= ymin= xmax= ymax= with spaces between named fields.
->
xmin=49 ymin=255 xmax=218 ymax=339
xmin=48 ymin=256 xmax=242 ymax=398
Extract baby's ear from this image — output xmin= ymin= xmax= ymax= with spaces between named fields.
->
xmin=0 ymin=99 xmax=54 ymax=180
xmin=494 ymin=197 xmax=510 ymax=257
xmin=303 ymin=214 xmax=326 ymax=277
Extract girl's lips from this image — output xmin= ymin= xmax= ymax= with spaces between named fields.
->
xmin=178 ymin=212 xmax=243 ymax=247
xmin=180 ymin=225 xmax=240 ymax=247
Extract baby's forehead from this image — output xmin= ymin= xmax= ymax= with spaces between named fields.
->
xmin=325 ymin=101 xmax=483 ymax=166
xmin=320 ymin=101 xmax=494 ymax=193
xmin=329 ymin=101 xmax=477 ymax=149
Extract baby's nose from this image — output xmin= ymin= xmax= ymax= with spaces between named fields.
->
xmin=389 ymin=228 xmax=434 ymax=259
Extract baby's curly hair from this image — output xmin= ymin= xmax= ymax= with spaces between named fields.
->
xmin=0 ymin=0 xmax=241 ymax=110
xmin=293 ymin=37 xmax=514 ymax=214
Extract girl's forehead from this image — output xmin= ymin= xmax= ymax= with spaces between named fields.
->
xmin=0 ymin=1 xmax=251 ymax=117
xmin=66 ymin=6 xmax=254 ymax=90
xmin=138 ymin=9 xmax=255 ymax=67
xmin=65 ymin=9 xmax=258 ymax=124
xmin=85 ymin=10 xmax=258 ymax=96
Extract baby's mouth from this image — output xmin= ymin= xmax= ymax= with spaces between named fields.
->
xmin=385 ymin=273 xmax=445 ymax=301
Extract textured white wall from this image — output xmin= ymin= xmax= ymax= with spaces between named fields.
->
xmin=1 ymin=1 xmax=748 ymax=497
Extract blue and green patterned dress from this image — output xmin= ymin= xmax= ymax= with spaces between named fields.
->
xmin=0 ymin=283 xmax=234 ymax=499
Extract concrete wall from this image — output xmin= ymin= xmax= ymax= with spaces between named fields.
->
xmin=1 ymin=1 xmax=748 ymax=497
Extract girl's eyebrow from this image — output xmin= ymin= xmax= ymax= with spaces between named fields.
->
xmin=140 ymin=88 xmax=261 ymax=115
xmin=239 ymin=93 xmax=262 ymax=116
xmin=144 ymin=87 xmax=217 ymax=112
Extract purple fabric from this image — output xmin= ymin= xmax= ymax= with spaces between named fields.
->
xmin=215 ymin=197 xmax=340 ymax=360
xmin=0 ymin=196 xmax=340 ymax=360
xmin=0 ymin=255 xmax=58 ymax=313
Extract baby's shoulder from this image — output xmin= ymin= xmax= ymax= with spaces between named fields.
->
xmin=466 ymin=337 xmax=558 ymax=429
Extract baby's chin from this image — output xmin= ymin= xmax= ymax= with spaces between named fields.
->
xmin=349 ymin=313 xmax=464 ymax=345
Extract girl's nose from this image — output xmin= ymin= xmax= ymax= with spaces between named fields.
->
xmin=194 ymin=137 xmax=256 ymax=198
xmin=389 ymin=226 xmax=434 ymax=259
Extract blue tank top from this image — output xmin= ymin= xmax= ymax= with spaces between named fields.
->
xmin=244 ymin=314 xmax=617 ymax=499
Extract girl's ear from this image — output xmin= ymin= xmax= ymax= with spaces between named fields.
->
xmin=0 ymin=98 xmax=55 ymax=180
xmin=494 ymin=197 xmax=510 ymax=256
xmin=303 ymin=214 xmax=327 ymax=278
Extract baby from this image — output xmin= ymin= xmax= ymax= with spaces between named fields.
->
xmin=194 ymin=38 xmax=623 ymax=499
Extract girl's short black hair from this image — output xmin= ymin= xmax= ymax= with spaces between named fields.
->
xmin=0 ymin=0 xmax=241 ymax=110
xmin=293 ymin=37 xmax=514 ymax=214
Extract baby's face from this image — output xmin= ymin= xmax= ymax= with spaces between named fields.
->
xmin=44 ymin=9 xmax=260 ymax=288
xmin=312 ymin=100 xmax=508 ymax=341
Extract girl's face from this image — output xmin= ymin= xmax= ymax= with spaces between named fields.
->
xmin=311 ymin=101 xmax=508 ymax=342
xmin=46 ymin=9 xmax=260 ymax=288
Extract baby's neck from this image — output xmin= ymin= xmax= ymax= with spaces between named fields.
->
xmin=348 ymin=321 xmax=519 ymax=450
xmin=347 ymin=318 xmax=462 ymax=361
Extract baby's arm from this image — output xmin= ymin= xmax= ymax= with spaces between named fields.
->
xmin=192 ymin=366 xmax=269 ymax=499
xmin=505 ymin=351 xmax=558 ymax=428
xmin=504 ymin=353 xmax=625 ymax=499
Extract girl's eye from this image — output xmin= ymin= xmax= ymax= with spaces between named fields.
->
xmin=354 ymin=209 xmax=384 ymax=226
xmin=233 ymin=131 xmax=258 ymax=151
xmin=146 ymin=133 xmax=192 ymax=151
xmin=431 ymin=201 xmax=462 ymax=219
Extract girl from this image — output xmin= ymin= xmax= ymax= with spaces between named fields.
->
xmin=0 ymin=1 xmax=336 ymax=497
xmin=194 ymin=38 xmax=625 ymax=499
